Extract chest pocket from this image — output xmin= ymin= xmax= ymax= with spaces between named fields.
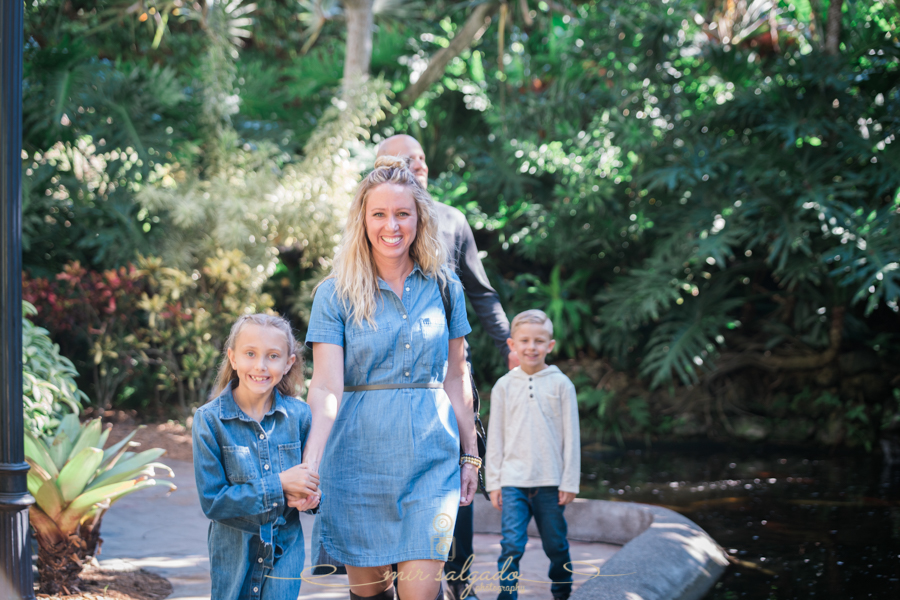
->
xmin=222 ymin=446 xmax=257 ymax=484
xmin=417 ymin=315 xmax=447 ymax=373
xmin=346 ymin=321 xmax=395 ymax=376
xmin=538 ymin=392 xmax=563 ymax=425
xmin=278 ymin=441 xmax=304 ymax=473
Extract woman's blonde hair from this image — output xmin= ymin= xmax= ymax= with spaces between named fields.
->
xmin=209 ymin=313 xmax=305 ymax=400
xmin=319 ymin=155 xmax=448 ymax=326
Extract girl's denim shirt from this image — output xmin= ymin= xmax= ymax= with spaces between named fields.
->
xmin=192 ymin=383 xmax=311 ymax=600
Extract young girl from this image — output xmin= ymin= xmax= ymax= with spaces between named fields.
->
xmin=192 ymin=314 xmax=319 ymax=600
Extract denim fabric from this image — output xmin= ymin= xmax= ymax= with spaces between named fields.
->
xmin=497 ymin=487 xmax=572 ymax=600
xmin=192 ymin=384 xmax=312 ymax=600
xmin=305 ymin=266 xmax=471 ymax=566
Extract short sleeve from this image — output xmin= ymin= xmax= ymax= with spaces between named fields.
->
xmin=447 ymin=273 xmax=472 ymax=340
xmin=305 ymin=279 xmax=345 ymax=349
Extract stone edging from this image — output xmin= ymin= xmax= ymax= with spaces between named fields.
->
xmin=472 ymin=496 xmax=729 ymax=600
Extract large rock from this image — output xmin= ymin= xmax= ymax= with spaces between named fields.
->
xmin=473 ymin=495 xmax=728 ymax=600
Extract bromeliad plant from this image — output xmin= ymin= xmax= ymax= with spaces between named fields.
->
xmin=25 ymin=414 xmax=175 ymax=595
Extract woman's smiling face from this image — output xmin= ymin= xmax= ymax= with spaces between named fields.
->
xmin=364 ymin=182 xmax=418 ymax=266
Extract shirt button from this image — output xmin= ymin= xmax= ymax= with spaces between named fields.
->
xmin=405 ymin=343 xmax=410 ymax=349
xmin=530 ymin=394 xmax=534 ymax=397
xmin=406 ymin=287 xmax=410 ymax=291
xmin=259 ymin=433 xmax=265 ymax=439
xmin=258 ymin=557 xmax=263 ymax=563
xmin=273 ymin=502 xmax=278 ymax=507
xmin=402 ymin=314 xmax=408 ymax=319
xmin=253 ymin=586 xmax=259 ymax=592
xmin=405 ymin=372 xmax=410 ymax=377
xmin=264 ymin=464 xmax=270 ymax=470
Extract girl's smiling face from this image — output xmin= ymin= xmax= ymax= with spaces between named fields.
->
xmin=364 ymin=182 xmax=418 ymax=266
xmin=227 ymin=323 xmax=296 ymax=399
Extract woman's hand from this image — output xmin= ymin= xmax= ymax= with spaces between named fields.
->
xmin=459 ymin=463 xmax=479 ymax=506
xmin=279 ymin=463 xmax=319 ymax=497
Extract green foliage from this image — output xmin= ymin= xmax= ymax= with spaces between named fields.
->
xmin=23 ymin=302 xmax=87 ymax=435
xmin=404 ymin=0 xmax=900 ymax=395
xmin=21 ymin=0 xmax=900 ymax=450
xmin=24 ymin=251 xmax=274 ymax=415
xmin=132 ymin=251 xmax=275 ymax=412
xmin=137 ymin=79 xmax=391 ymax=274
xmin=576 ymin=381 xmax=655 ymax=447
xmin=513 ymin=265 xmax=596 ymax=357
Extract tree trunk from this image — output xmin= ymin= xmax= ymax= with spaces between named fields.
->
xmin=709 ymin=307 xmax=846 ymax=381
xmin=343 ymin=0 xmax=374 ymax=90
xmin=30 ymin=509 xmax=85 ymax=594
xmin=399 ymin=1 xmax=501 ymax=107
xmin=825 ymin=0 xmax=843 ymax=55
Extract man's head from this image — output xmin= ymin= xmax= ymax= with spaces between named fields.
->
xmin=507 ymin=309 xmax=555 ymax=374
xmin=376 ymin=134 xmax=428 ymax=188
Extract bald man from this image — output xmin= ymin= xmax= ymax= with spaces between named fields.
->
xmin=377 ymin=135 xmax=516 ymax=600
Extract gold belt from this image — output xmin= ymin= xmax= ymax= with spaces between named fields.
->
xmin=343 ymin=382 xmax=444 ymax=392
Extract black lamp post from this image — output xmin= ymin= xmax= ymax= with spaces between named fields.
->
xmin=0 ymin=0 xmax=36 ymax=598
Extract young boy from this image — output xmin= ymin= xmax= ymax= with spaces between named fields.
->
xmin=485 ymin=309 xmax=580 ymax=600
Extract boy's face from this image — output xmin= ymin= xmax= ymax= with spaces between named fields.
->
xmin=507 ymin=322 xmax=555 ymax=374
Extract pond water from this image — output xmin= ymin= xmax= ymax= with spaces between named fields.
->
xmin=579 ymin=441 xmax=900 ymax=599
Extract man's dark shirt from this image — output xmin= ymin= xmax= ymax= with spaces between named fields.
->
xmin=435 ymin=202 xmax=511 ymax=360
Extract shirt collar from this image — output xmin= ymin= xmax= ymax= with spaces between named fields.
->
xmin=512 ymin=365 xmax=561 ymax=379
xmin=217 ymin=381 xmax=289 ymax=421
xmin=376 ymin=262 xmax=424 ymax=291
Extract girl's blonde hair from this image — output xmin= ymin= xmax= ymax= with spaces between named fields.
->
xmin=319 ymin=155 xmax=448 ymax=326
xmin=210 ymin=314 xmax=305 ymax=400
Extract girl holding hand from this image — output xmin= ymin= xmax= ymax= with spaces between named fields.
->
xmin=193 ymin=314 xmax=319 ymax=600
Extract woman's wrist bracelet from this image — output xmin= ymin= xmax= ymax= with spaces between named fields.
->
xmin=459 ymin=454 xmax=482 ymax=469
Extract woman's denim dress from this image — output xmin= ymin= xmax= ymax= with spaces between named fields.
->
xmin=192 ymin=384 xmax=311 ymax=600
xmin=305 ymin=266 xmax=472 ymax=566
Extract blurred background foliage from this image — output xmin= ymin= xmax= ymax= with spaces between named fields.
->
xmin=21 ymin=0 xmax=900 ymax=450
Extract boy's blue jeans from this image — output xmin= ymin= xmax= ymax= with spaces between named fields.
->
xmin=497 ymin=486 xmax=572 ymax=600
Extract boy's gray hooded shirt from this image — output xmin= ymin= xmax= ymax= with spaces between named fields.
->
xmin=485 ymin=365 xmax=581 ymax=494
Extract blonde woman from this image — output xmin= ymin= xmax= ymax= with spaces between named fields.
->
xmin=298 ymin=156 xmax=479 ymax=600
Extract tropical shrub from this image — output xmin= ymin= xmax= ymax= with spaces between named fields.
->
xmin=25 ymin=414 xmax=175 ymax=595
xmin=132 ymin=250 xmax=275 ymax=412
xmin=23 ymin=262 xmax=145 ymax=410
xmin=24 ymin=250 xmax=274 ymax=414
xmin=23 ymin=302 xmax=87 ymax=435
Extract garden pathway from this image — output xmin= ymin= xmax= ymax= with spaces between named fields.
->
xmin=99 ymin=459 xmax=618 ymax=600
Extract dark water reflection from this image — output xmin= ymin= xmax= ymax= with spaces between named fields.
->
xmin=579 ymin=441 xmax=900 ymax=599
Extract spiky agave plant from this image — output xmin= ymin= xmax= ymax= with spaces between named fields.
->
xmin=24 ymin=414 xmax=176 ymax=595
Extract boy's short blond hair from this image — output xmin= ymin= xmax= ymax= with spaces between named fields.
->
xmin=510 ymin=309 xmax=554 ymax=337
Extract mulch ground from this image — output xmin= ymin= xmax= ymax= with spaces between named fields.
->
xmin=90 ymin=409 xmax=194 ymax=462
xmin=35 ymin=565 xmax=172 ymax=600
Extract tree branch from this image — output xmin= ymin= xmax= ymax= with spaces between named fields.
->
xmin=399 ymin=1 xmax=501 ymax=108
